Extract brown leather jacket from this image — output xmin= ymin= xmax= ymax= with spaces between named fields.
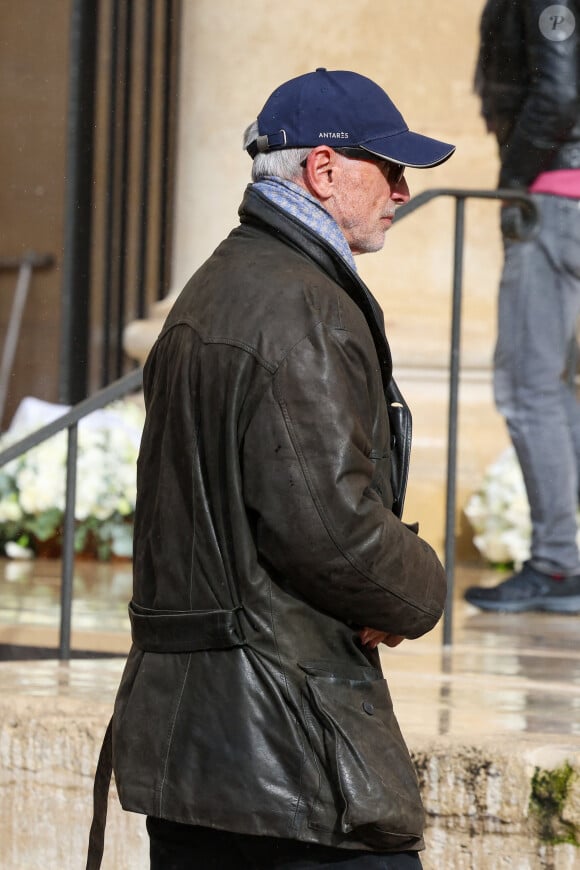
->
xmin=112 ymin=186 xmax=447 ymax=854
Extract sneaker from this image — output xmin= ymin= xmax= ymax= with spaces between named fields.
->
xmin=464 ymin=561 xmax=580 ymax=613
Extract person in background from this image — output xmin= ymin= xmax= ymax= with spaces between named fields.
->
xmin=87 ymin=68 xmax=453 ymax=870
xmin=465 ymin=0 xmax=580 ymax=614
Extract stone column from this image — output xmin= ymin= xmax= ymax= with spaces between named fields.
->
xmin=122 ymin=290 xmax=179 ymax=367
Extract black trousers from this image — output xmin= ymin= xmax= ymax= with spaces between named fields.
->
xmin=147 ymin=818 xmax=423 ymax=870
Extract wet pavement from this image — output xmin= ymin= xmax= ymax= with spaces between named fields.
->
xmin=386 ymin=565 xmax=580 ymax=740
xmin=1 ymin=558 xmax=579 ymax=742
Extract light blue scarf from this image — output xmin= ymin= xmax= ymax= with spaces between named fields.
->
xmin=253 ymin=176 xmax=357 ymax=273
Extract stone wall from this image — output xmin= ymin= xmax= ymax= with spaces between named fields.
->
xmin=1 ymin=692 xmax=579 ymax=869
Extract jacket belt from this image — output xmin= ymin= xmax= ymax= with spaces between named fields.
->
xmin=129 ymin=600 xmax=246 ymax=653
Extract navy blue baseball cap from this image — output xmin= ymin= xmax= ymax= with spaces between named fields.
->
xmin=247 ymin=68 xmax=455 ymax=169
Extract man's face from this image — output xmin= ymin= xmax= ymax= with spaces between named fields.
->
xmin=331 ymin=153 xmax=411 ymax=255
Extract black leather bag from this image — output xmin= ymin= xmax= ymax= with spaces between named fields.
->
xmin=386 ymin=378 xmax=412 ymax=519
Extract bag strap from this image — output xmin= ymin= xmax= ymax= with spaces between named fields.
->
xmin=86 ymin=717 xmax=113 ymax=870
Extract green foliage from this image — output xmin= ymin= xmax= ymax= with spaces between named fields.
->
xmin=529 ymin=763 xmax=579 ymax=846
xmin=24 ymin=508 xmax=63 ymax=542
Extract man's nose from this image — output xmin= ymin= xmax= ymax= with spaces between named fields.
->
xmin=392 ymin=176 xmax=410 ymax=204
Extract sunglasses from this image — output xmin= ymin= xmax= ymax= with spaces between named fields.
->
xmin=334 ymin=147 xmax=406 ymax=185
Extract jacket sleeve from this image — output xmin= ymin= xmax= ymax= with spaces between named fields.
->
xmin=242 ymin=322 xmax=447 ymax=639
xmin=499 ymin=0 xmax=580 ymax=188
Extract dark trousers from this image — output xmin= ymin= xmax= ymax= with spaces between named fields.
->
xmin=147 ymin=818 xmax=423 ymax=870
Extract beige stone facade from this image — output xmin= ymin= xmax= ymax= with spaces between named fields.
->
xmin=125 ymin=0 xmax=510 ymax=555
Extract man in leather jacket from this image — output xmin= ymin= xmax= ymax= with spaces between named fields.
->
xmin=87 ymin=69 xmax=453 ymax=870
xmin=465 ymin=0 xmax=580 ymax=613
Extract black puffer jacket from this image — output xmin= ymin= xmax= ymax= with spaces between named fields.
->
xmin=112 ymin=186 xmax=447 ymax=854
xmin=476 ymin=0 xmax=580 ymax=187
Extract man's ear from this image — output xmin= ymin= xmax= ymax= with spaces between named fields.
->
xmin=302 ymin=146 xmax=337 ymax=201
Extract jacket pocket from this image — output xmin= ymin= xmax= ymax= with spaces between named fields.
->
xmin=299 ymin=661 xmax=424 ymax=848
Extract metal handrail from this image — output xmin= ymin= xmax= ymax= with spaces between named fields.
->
xmin=0 ymin=188 xmax=540 ymax=658
xmin=393 ymin=187 xmax=540 ymax=646
xmin=0 ymin=367 xmax=143 ymax=659
xmin=0 ymin=252 xmax=55 ymax=427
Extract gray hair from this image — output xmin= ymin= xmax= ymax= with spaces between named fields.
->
xmin=243 ymin=121 xmax=312 ymax=182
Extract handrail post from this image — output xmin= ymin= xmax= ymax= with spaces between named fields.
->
xmin=59 ymin=423 xmax=79 ymax=660
xmin=0 ymin=259 xmax=33 ymax=427
xmin=0 ymin=369 xmax=143 ymax=660
xmin=0 ymin=253 xmax=55 ymax=429
xmin=393 ymin=188 xmax=539 ymax=648
xmin=442 ymin=197 xmax=466 ymax=646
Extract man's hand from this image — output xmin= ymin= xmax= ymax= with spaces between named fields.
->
xmin=358 ymin=628 xmax=405 ymax=649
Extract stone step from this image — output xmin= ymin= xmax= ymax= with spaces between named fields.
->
xmin=1 ymin=560 xmax=580 ymax=867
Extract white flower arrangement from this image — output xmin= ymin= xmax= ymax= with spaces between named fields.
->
xmin=0 ymin=396 xmax=145 ymax=560
xmin=465 ymin=445 xmax=580 ymax=568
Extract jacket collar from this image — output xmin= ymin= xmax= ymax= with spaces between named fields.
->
xmin=238 ymin=184 xmax=393 ymax=387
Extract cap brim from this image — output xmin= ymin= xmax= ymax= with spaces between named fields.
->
xmin=361 ymin=129 xmax=455 ymax=168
